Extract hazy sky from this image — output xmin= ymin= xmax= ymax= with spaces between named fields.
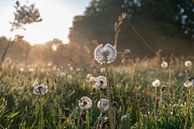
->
xmin=0 ymin=0 xmax=90 ymax=44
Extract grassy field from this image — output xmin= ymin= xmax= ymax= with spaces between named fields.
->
xmin=0 ymin=57 xmax=193 ymax=129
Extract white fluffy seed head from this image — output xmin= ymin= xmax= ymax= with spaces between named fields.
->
xmin=184 ymin=60 xmax=192 ymax=68
xmin=97 ymin=99 xmax=109 ymax=112
xmin=78 ymin=96 xmax=92 ymax=110
xmin=94 ymin=43 xmax=117 ymax=64
xmin=152 ymin=79 xmax=161 ymax=87
xmin=161 ymin=61 xmax=168 ymax=68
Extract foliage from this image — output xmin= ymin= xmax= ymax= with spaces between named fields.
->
xmin=0 ymin=60 xmax=193 ymax=128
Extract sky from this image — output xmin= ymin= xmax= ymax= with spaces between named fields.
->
xmin=0 ymin=0 xmax=90 ymax=45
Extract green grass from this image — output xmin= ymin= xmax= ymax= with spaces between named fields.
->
xmin=0 ymin=64 xmax=193 ymax=129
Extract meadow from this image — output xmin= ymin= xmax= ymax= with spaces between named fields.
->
xmin=0 ymin=44 xmax=193 ymax=129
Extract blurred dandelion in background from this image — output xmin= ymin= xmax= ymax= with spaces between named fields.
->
xmin=78 ymin=96 xmax=92 ymax=110
xmin=94 ymin=43 xmax=117 ymax=64
xmin=97 ymin=99 xmax=109 ymax=112
xmin=152 ymin=79 xmax=161 ymax=87
xmin=161 ymin=61 xmax=168 ymax=68
xmin=184 ymin=60 xmax=192 ymax=68
xmin=184 ymin=77 xmax=194 ymax=88
xmin=33 ymin=83 xmax=48 ymax=95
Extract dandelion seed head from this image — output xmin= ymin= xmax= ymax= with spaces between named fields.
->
xmin=33 ymin=83 xmax=48 ymax=95
xmin=94 ymin=76 xmax=107 ymax=89
xmin=184 ymin=60 xmax=192 ymax=68
xmin=152 ymin=79 xmax=161 ymax=87
xmin=94 ymin=43 xmax=117 ymax=64
xmin=97 ymin=99 xmax=109 ymax=112
xmin=78 ymin=96 xmax=92 ymax=110
xmin=161 ymin=61 xmax=168 ymax=68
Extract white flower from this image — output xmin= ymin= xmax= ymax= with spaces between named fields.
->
xmin=161 ymin=61 xmax=168 ymax=68
xmin=78 ymin=96 xmax=92 ymax=110
xmin=184 ymin=60 xmax=192 ymax=68
xmin=94 ymin=43 xmax=117 ymax=64
xmin=94 ymin=76 xmax=107 ymax=89
xmin=152 ymin=79 xmax=161 ymax=87
xmin=97 ymin=99 xmax=109 ymax=112
xmin=33 ymin=83 xmax=48 ymax=95
xmin=184 ymin=77 xmax=194 ymax=88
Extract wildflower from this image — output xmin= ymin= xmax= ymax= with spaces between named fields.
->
xmin=94 ymin=43 xmax=117 ymax=64
xmin=184 ymin=60 xmax=192 ymax=68
xmin=78 ymin=96 xmax=92 ymax=110
xmin=184 ymin=77 xmax=194 ymax=88
xmin=152 ymin=79 xmax=161 ymax=87
xmin=161 ymin=61 xmax=168 ymax=68
xmin=94 ymin=76 xmax=107 ymax=89
xmin=33 ymin=83 xmax=48 ymax=95
xmin=97 ymin=99 xmax=109 ymax=112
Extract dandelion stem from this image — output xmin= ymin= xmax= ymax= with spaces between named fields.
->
xmin=39 ymin=98 xmax=43 ymax=129
xmin=105 ymin=62 xmax=115 ymax=129
xmin=184 ymin=87 xmax=192 ymax=129
xmin=154 ymin=87 xmax=158 ymax=128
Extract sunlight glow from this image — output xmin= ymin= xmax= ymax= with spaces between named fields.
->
xmin=0 ymin=0 xmax=89 ymax=45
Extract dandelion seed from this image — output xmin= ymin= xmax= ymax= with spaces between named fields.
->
xmin=152 ymin=79 xmax=161 ymax=87
xmin=94 ymin=76 xmax=107 ymax=89
xmin=184 ymin=60 xmax=192 ymax=68
xmin=94 ymin=43 xmax=117 ymax=64
xmin=33 ymin=83 xmax=48 ymax=95
xmin=161 ymin=61 xmax=168 ymax=68
xmin=78 ymin=96 xmax=92 ymax=110
xmin=97 ymin=99 xmax=109 ymax=112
